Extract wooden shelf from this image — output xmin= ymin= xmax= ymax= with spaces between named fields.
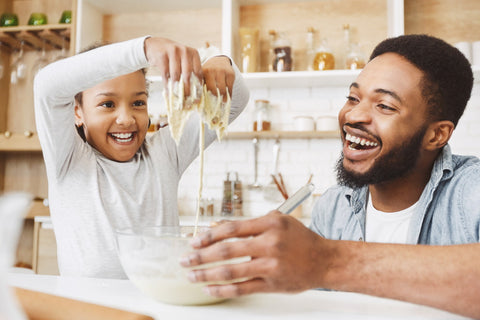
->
xmin=0 ymin=24 xmax=71 ymax=51
xmin=0 ymin=132 xmax=42 ymax=152
xmin=224 ymin=130 xmax=340 ymax=140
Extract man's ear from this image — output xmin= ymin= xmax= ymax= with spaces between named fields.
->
xmin=423 ymin=120 xmax=455 ymax=151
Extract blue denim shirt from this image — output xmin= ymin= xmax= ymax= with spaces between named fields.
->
xmin=310 ymin=145 xmax=480 ymax=244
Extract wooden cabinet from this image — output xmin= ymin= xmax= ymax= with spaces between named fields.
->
xmin=32 ymin=217 xmax=59 ymax=275
xmin=1 ymin=0 xmax=76 ymax=271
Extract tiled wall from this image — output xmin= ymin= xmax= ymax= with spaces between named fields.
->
xmin=176 ymin=81 xmax=480 ymax=218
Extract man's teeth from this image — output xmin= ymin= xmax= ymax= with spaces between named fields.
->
xmin=110 ymin=133 xmax=134 ymax=142
xmin=345 ymin=133 xmax=378 ymax=147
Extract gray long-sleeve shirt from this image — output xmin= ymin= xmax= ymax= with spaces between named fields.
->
xmin=34 ymin=36 xmax=249 ymax=278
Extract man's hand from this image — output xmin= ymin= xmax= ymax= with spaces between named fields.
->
xmin=180 ymin=211 xmax=331 ymax=298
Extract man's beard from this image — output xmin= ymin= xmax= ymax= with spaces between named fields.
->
xmin=336 ymin=126 xmax=427 ymax=189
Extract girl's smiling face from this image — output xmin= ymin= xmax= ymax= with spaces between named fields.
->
xmin=75 ymin=70 xmax=149 ymax=162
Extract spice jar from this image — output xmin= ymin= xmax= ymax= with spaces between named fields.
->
xmin=239 ymin=27 xmax=259 ymax=73
xmin=273 ymin=32 xmax=292 ymax=72
xmin=253 ymin=99 xmax=272 ymax=131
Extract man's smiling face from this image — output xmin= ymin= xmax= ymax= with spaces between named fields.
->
xmin=336 ymin=52 xmax=430 ymax=188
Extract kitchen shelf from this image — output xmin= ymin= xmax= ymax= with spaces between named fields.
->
xmin=0 ymin=132 xmax=42 ymax=152
xmin=147 ymin=69 xmax=361 ymax=88
xmin=150 ymin=66 xmax=480 ymax=88
xmin=0 ymin=24 xmax=71 ymax=51
xmin=224 ymin=130 xmax=340 ymax=140
xmin=243 ymin=70 xmax=361 ymax=88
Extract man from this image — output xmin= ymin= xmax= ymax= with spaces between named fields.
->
xmin=180 ymin=34 xmax=480 ymax=319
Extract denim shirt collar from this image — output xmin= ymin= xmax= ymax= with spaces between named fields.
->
xmin=344 ymin=145 xmax=454 ymax=244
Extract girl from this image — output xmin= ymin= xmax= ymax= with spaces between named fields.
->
xmin=34 ymin=36 xmax=249 ymax=278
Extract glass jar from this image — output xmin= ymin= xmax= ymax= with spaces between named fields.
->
xmin=267 ymin=29 xmax=277 ymax=72
xmin=313 ymin=38 xmax=335 ymax=71
xmin=253 ymin=99 xmax=271 ymax=131
xmin=239 ymin=27 xmax=259 ymax=73
xmin=273 ymin=32 xmax=292 ymax=72
xmin=345 ymin=42 xmax=366 ymax=70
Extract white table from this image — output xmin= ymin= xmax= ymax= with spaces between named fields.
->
xmin=7 ymin=273 xmax=470 ymax=320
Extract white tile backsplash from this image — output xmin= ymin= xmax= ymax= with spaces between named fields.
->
xmin=178 ymin=81 xmax=480 ymax=218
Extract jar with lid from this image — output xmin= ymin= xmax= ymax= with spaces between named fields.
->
xmin=313 ymin=38 xmax=335 ymax=71
xmin=345 ymin=42 xmax=366 ymax=70
xmin=253 ymin=99 xmax=272 ymax=131
xmin=272 ymin=32 xmax=292 ymax=72
xmin=267 ymin=29 xmax=277 ymax=72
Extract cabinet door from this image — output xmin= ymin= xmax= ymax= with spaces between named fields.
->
xmin=33 ymin=221 xmax=59 ymax=275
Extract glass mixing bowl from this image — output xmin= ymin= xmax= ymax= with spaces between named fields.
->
xmin=115 ymin=225 xmax=243 ymax=306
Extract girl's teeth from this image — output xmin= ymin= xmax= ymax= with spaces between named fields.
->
xmin=111 ymin=133 xmax=134 ymax=142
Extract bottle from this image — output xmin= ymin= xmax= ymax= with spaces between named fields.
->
xmin=267 ymin=30 xmax=277 ymax=72
xmin=221 ymin=172 xmax=233 ymax=216
xmin=306 ymin=27 xmax=315 ymax=71
xmin=253 ymin=99 xmax=272 ymax=131
xmin=342 ymin=24 xmax=351 ymax=69
xmin=313 ymin=38 xmax=335 ymax=71
xmin=273 ymin=32 xmax=292 ymax=72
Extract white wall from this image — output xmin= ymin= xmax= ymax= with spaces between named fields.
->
xmin=175 ymin=81 xmax=480 ymax=218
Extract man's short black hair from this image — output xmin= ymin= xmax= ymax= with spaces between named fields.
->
xmin=370 ymin=34 xmax=473 ymax=127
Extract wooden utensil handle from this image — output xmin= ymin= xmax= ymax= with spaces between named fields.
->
xmin=14 ymin=287 xmax=154 ymax=320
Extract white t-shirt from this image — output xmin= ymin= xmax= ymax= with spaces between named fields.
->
xmin=365 ymin=193 xmax=417 ymax=244
xmin=34 ymin=37 xmax=249 ymax=278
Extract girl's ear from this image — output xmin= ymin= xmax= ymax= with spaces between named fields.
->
xmin=423 ymin=120 xmax=455 ymax=151
xmin=74 ymin=104 xmax=83 ymax=127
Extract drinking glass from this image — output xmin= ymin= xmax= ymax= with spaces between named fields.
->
xmin=10 ymin=41 xmax=27 ymax=84
xmin=51 ymin=35 xmax=68 ymax=62
xmin=32 ymin=39 xmax=49 ymax=77
xmin=59 ymin=10 xmax=72 ymax=24
xmin=0 ymin=13 xmax=19 ymax=27
xmin=28 ymin=12 xmax=47 ymax=25
xmin=0 ymin=44 xmax=4 ymax=79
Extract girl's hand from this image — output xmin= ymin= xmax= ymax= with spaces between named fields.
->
xmin=202 ymin=56 xmax=235 ymax=100
xmin=144 ymin=37 xmax=202 ymax=97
